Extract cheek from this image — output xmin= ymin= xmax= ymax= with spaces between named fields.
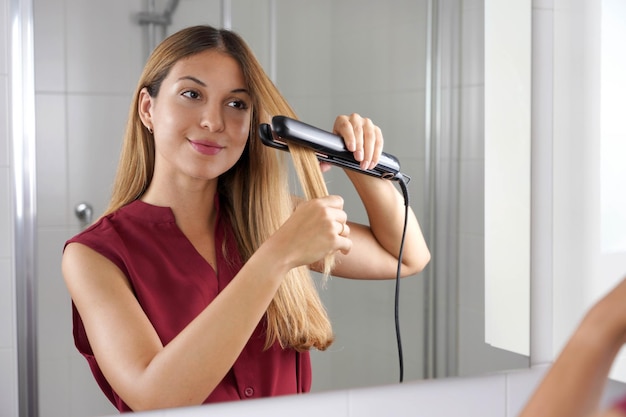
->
xmin=233 ymin=133 xmax=249 ymax=160
xmin=231 ymin=115 xmax=251 ymax=146
xmin=153 ymin=105 xmax=187 ymax=133
xmin=236 ymin=126 xmax=250 ymax=146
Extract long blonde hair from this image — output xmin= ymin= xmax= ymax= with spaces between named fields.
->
xmin=105 ymin=25 xmax=334 ymax=351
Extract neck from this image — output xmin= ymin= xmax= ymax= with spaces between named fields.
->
xmin=141 ymin=175 xmax=219 ymax=233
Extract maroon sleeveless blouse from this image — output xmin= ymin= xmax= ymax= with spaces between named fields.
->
xmin=65 ymin=198 xmax=311 ymax=411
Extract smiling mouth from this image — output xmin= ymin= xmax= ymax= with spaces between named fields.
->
xmin=189 ymin=140 xmax=223 ymax=156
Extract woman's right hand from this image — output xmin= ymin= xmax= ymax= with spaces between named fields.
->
xmin=268 ymin=195 xmax=352 ymax=270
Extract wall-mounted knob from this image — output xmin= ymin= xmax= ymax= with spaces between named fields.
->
xmin=74 ymin=202 xmax=93 ymax=229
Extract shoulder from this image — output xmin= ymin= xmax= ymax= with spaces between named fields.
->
xmin=63 ymin=207 xmax=135 ymax=277
xmin=62 ymin=239 xmax=131 ymax=303
xmin=63 ymin=240 xmax=118 ymax=277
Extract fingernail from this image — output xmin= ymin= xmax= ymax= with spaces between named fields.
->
xmin=355 ymin=150 xmax=363 ymax=161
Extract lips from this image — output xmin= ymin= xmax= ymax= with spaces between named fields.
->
xmin=188 ymin=140 xmax=224 ymax=156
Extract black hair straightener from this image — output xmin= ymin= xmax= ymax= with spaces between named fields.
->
xmin=258 ymin=115 xmax=410 ymax=183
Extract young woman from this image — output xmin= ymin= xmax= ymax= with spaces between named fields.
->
xmin=62 ymin=25 xmax=430 ymax=412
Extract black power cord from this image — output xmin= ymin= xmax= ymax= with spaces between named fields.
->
xmin=394 ymin=173 xmax=411 ymax=383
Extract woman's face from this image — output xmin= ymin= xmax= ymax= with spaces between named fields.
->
xmin=140 ymin=49 xmax=252 ymax=183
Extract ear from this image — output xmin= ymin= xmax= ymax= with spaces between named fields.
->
xmin=138 ymin=87 xmax=154 ymax=131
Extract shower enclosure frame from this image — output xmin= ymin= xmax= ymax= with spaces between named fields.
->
xmin=9 ymin=0 xmax=38 ymax=415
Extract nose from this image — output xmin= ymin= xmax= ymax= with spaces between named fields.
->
xmin=200 ymin=102 xmax=225 ymax=132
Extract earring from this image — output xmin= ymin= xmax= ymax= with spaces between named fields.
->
xmin=148 ymin=126 xmax=153 ymax=134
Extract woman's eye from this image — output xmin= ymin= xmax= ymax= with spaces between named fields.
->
xmin=182 ymin=90 xmax=200 ymax=100
xmin=228 ymin=100 xmax=249 ymax=110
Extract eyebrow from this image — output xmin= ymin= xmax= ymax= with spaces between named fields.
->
xmin=177 ymin=76 xmax=250 ymax=95
xmin=178 ymin=75 xmax=207 ymax=86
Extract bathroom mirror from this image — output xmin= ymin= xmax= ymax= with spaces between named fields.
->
xmin=15 ymin=0 xmax=530 ymax=415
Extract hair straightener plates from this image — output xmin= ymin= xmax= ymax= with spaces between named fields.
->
xmin=259 ymin=116 xmax=410 ymax=183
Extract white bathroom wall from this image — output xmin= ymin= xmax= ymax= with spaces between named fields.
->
xmin=601 ymin=0 xmax=626 ymax=381
xmin=34 ymin=1 xmax=143 ymax=415
xmin=551 ymin=0 xmax=626 ymax=384
xmin=1 ymin=0 xmax=20 ymax=414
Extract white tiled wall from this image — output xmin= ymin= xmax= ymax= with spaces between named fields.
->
xmin=33 ymin=1 xmax=144 ymax=414
xmin=1 ymin=0 xmax=20 ymax=413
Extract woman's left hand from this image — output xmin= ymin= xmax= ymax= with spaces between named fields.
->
xmin=320 ymin=113 xmax=384 ymax=173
